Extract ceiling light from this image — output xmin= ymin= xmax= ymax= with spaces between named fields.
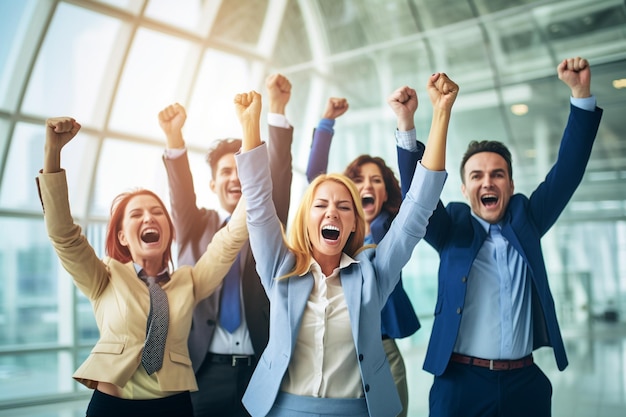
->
xmin=613 ymin=79 xmax=626 ymax=89
xmin=510 ymin=104 xmax=528 ymax=116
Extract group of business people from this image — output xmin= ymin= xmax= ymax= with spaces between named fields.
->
xmin=37 ymin=55 xmax=601 ymax=417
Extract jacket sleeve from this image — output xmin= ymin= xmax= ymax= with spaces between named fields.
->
xmin=267 ymin=124 xmax=294 ymax=226
xmin=36 ymin=170 xmax=110 ymax=299
xmin=306 ymin=120 xmax=334 ymax=183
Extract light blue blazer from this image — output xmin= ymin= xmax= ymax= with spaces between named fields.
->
xmin=236 ymin=144 xmax=446 ymax=417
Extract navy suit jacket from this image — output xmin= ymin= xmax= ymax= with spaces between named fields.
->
xmin=397 ymin=104 xmax=602 ymax=376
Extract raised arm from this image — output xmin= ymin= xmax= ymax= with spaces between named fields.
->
xmin=305 ymin=97 xmax=349 ymax=182
xmin=557 ymin=57 xmax=591 ymax=99
xmin=387 ymin=85 xmax=418 ymax=132
xmin=44 ymin=117 xmax=81 ymax=173
xmin=265 ymin=74 xmax=294 ymax=225
xmin=158 ymin=102 xmax=187 ymax=149
xmin=421 ymin=73 xmax=459 ymax=172
xmin=388 ymin=85 xmax=424 ymax=197
xmin=235 ymin=91 xmax=263 ymax=152
xmin=265 ymin=73 xmax=291 ymax=115
xmin=39 ymin=118 xmax=110 ymax=299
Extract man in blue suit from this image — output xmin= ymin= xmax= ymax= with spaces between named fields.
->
xmin=396 ymin=57 xmax=602 ymax=417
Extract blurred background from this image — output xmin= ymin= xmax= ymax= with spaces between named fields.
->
xmin=0 ymin=0 xmax=625 ymax=416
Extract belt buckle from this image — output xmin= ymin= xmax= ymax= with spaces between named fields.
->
xmin=489 ymin=360 xmax=494 ymax=370
xmin=231 ymin=355 xmax=250 ymax=367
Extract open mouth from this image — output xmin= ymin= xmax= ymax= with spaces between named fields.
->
xmin=362 ymin=196 xmax=375 ymax=210
xmin=228 ymin=186 xmax=242 ymax=195
xmin=321 ymin=225 xmax=340 ymax=241
xmin=481 ymin=194 xmax=498 ymax=208
xmin=141 ymin=228 xmax=160 ymax=243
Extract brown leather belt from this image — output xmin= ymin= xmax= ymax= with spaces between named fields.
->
xmin=450 ymin=353 xmax=533 ymax=371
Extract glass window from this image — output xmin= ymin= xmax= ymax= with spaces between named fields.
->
xmin=108 ymin=28 xmax=194 ymax=139
xmin=92 ymin=0 xmax=144 ymax=14
xmin=90 ymin=138 xmax=170 ymax=216
xmin=0 ymin=217 xmax=62 ymax=347
xmin=184 ymin=50 xmax=251 ymax=148
xmin=0 ymin=121 xmax=92 ymax=214
xmin=144 ymin=0 xmax=210 ymax=34
xmin=0 ymin=0 xmax=50 ymax=112
xmin=0 ymin=351 xmax=78 ymax=400
xmin=21 ymin=3 xmax=123 ymax=128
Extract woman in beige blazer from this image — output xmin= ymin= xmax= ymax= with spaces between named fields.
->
xmin=37 ymin=117 xmax=248 ymax=417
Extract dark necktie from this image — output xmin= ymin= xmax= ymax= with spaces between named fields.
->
xmin=219 ymin=216 xmax=242 ymax=333
xmin=140 ymin=271 xmax=169 ymax=375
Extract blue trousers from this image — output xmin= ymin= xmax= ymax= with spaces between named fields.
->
xmin=265 ymin=392 xmax=369 ymax=417
xmin=429 ymin=362 xmax=552 ymax=417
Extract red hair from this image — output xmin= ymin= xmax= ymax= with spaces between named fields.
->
xmin=104 ymin=189 xmax=174 ymax=270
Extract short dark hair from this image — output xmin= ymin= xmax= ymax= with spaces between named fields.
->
xmin=205 ymin=138 xmax=242 ymax=178
xmin=344 ymin=154 xmax=402 ymax=216
xmin=460 ymin=140 xmax=513 ymax=183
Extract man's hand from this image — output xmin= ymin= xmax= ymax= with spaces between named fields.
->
xmin=265 ymin=74 xmax=291 ymax=115
xmin=558 ymin=57 xmax=591 ymax=99
xmin=387 ymin=86 xmax=418 ymax=131
xmin=158 ymin=103 xmax=186 ymax=149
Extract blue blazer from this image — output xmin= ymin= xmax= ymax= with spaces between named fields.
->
xmin=397 ymin=104 xmax=603 ymax=376
xmin=237 ymin=144 xmax=446 ymax=417
xmin=306 ymin=124 xmax=424 ymax=339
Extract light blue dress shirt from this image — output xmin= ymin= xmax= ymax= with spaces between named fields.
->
xmin=452 ymin=216 xmax=532 ymax=360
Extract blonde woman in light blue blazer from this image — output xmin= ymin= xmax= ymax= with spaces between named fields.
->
xmin=232 ymin=72 xmax=458 ymax=417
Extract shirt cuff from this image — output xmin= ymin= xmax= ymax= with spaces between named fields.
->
xmin=570 ymin=95 xmax=596 ymax=112
xmin=267 ymin=113 xmax=291 ymax=129
xmin=164 ymin=147 xmax=186 ymax=159
xmin=317 ymin=118 xmax=335 ymax=133
xmin=395 ymin=128 xmax=419 ymax=152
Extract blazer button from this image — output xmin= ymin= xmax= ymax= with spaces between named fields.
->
xmin=358 ymin=354 xmax=364 ymax=361
xmin=456 ymin=307 xmax=462 ymax=314
xmin=364 ymin=384 xmax=370 ymax=392
xmin=207 ymin=319 xmax=216 ymax=326
xmin=461 ymin=276 xmax=467 ymax=283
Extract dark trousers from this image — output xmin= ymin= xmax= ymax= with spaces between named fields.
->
xmin=429 ymin=362 xmax=552 ymax=417
xmin=86 ymin=389 xmax=193 ymax=417
xmin=191 ymin=354 xmax=256 ymax=417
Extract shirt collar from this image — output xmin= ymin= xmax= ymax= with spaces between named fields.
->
xmin=307 ymin=253 xmax=359 ymax=274
xmin=470 ymin=211 xmax=497 ymax=234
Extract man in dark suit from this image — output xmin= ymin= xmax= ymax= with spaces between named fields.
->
xmin=158 ymin=74 xmax=293 ymax=417
xmin=396 ymin=57 xmax=602 ymax=417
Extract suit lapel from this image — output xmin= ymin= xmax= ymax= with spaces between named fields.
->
xmin=287 ymin=274 xmax=314 ymax=343
xmin=340 ymin=264 xmax=362 ymax=342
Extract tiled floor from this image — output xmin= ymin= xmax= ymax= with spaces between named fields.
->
xmin=3 ymin=321 xmax=625 ymax=417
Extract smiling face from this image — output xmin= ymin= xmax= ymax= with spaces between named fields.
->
xmin=307 ymin=180 xmax=357 ymax=267
xmin=210 ymin=152 xmax=241 ymax=214
xmin=116 ymin=194 xmax=172 ymax=267
xmin=351 ymin=162 xmax=388 ymax=225
xmin=461 ymin=151 xmax=514 ymax=224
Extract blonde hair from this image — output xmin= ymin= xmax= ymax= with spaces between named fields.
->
xmin=280 ymin=173 xmax=368 ymax=279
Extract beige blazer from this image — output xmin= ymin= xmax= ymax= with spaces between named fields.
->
xmin=36 ymin=170 xmax=247 ymax=392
